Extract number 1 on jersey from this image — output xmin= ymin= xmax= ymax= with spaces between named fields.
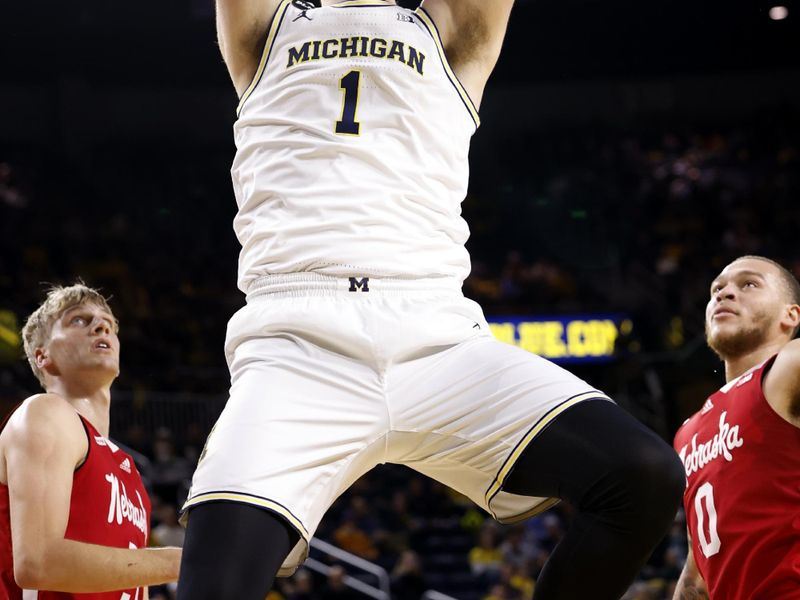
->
xmin=336 ymin=70 xmax=362 ymax=136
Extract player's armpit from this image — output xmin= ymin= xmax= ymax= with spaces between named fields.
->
xmin=763 ymin=337 xmax=800 ymax=428
xmin=419 ymin=0 xmax=514 ymax=107
xmin=673 ymin=543 xmax=709 ymax=600
xmin=215 ymin=0 xmax=285 ymax=96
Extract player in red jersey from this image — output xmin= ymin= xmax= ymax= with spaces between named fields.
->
xmin=0 ymin=284 xmax=181 ymax=599
xmin=673 ymin=255 xmax=800 ymax=600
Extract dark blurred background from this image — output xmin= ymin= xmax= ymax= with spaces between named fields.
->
xmin=1 ymin=1 xmax=799 ymax=598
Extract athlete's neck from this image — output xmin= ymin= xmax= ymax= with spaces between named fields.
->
xmin=46 ymin=381 xmax=113 ymax=437
xmin=724 ymin=339 xmax=785 ymax=382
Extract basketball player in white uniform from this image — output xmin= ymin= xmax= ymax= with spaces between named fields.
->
xmin=178 ymin=2 xmax=685 ymax=598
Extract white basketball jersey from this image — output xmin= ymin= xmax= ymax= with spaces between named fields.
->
xmin=231 ymin=0 xmax=480 ymax=293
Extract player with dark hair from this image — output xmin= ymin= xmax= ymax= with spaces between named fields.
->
xmin=178 ymin=1 xmax=685 ymax=598
xmin=673 ymin=255 xmax=800 ymax=599
xmin=0 ymin=283 xmax=181 ymax=598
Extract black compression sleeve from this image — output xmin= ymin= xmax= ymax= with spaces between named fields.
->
xmin=177 ymin=501 xmax=300 ymax=600
xmin=503 ymin=399 xmax=685 ymax=600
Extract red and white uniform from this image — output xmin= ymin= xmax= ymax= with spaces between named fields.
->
xmin=673 ymin=356 xmax=800 ymax=600
xmin=0 ymin=414 xmax=151 ymax=600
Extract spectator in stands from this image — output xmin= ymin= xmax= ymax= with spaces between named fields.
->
xmin=332 ymin=515 xmax=379 ymax=562
xmin=498 ymin=525 xmax=538 ymax=570
xmin=468 ymin=526 xmax=504 ymax=585
xmin=377 ymin=490 xmax=418 ymax=555
xmin=152 ymin=502 xmax=185 ymax=548
xmin=285 ymin=569 xmax=315 ymax=600
xmin=507 ymin=564 xmax=535 ymax=600
xmin=391 ymin=550 xmax=427 ymax=600
xmin=150 ymin=427 xmax=193 ymax=502
xmin=483 ymin=582 xmax=521 ymax=600
xmin=320 ymin=565 xmax=358 ymax=600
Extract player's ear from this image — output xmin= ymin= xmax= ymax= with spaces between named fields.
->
xmin=35 ymin=348 xmax=52 ymax=370
xmin=782 ymin=303 xmax=800 ymax=336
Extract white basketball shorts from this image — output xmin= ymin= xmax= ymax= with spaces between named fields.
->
xmin=182 ymin=274 xmax=611 ymax=576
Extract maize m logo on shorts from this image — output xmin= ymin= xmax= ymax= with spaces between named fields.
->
xmin=349 ymin=277 xmax=370 ymax=292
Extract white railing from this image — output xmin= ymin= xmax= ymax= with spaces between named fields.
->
xmin=307 ymin=538 xmax=461 ymax=600
xmin=309 ymin=538 xmax=391 ymax=599
xmin=421 ymin=591 xmax=459 ymax=600
xmin=304 ymin=558 xmax=389 ymax=600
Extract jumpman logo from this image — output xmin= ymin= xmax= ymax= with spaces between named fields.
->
xmin=292 ymin=0 xmax=315 ymax=20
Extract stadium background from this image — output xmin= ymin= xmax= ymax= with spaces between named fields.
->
xmin=1 ymin=0 xmax=799 ymax=598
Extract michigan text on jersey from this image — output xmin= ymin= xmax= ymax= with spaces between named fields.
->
xmin=287 ymin=37 xmax=426 ymax=75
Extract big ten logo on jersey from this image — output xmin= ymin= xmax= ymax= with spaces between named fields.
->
xmin=105 ymin=472 xmax=147 ymax=536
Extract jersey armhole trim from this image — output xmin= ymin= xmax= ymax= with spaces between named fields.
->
xmin=74 ymin=414 xmax=91 ymax=473
xmin=236 ymin=0 xmax=294 ymax=117
xmin=414 ymin=6 xmax=481 ymax=130
xmin=758 ymin=353 xmax=779 ymax=386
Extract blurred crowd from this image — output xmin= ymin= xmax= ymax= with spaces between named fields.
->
xmin=2 ymin=110 xmax=799 ymax=599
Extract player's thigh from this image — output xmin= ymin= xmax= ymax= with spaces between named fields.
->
xmin=388 ymin=336 xmax=610 ymax=521
xmin=187 ymin=334 xmax=388 ymax=542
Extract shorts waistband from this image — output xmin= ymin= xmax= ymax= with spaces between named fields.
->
xmin=246 ymin=274 xmax=463 ymax=299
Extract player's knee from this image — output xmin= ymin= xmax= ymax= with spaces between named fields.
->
xmin=656 ymin=445 xmax=687 ymax=505
xmin=611 ymin=435 xmax=685 ymax=523
xmin=582 ymin=431 xmax=682 ymax=516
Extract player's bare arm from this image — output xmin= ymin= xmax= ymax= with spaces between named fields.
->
xmin=763 ymin=337 xmax=800 ymax=428
xmin=216 ymin=0 xmax=285 ymax=95
xmin=1 ymin=394 xmax=181 ymax=592
xmin=673 ymin=542 xmax=709 ymax=600
xmin=419 ymin=0 xmax=515 ymax=108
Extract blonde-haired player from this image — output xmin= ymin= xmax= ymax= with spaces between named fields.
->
xmin=178 ymin=1 xmax=685 ymax=598
xmin=0 ymin=284 xmax=181 ymax=598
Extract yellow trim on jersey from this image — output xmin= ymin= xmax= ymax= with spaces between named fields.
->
xmin=413 ymin=7 xmax=481 ymax=129
xmin=236 ymin=0 xmax=294 ymax=117
xmin=182 ymin=491 xmax=310 ymax=539
xmin=484 ymin=392 xmax=612 ymax=507
xmin=497 ymin=498 xmax=560 ymax=525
